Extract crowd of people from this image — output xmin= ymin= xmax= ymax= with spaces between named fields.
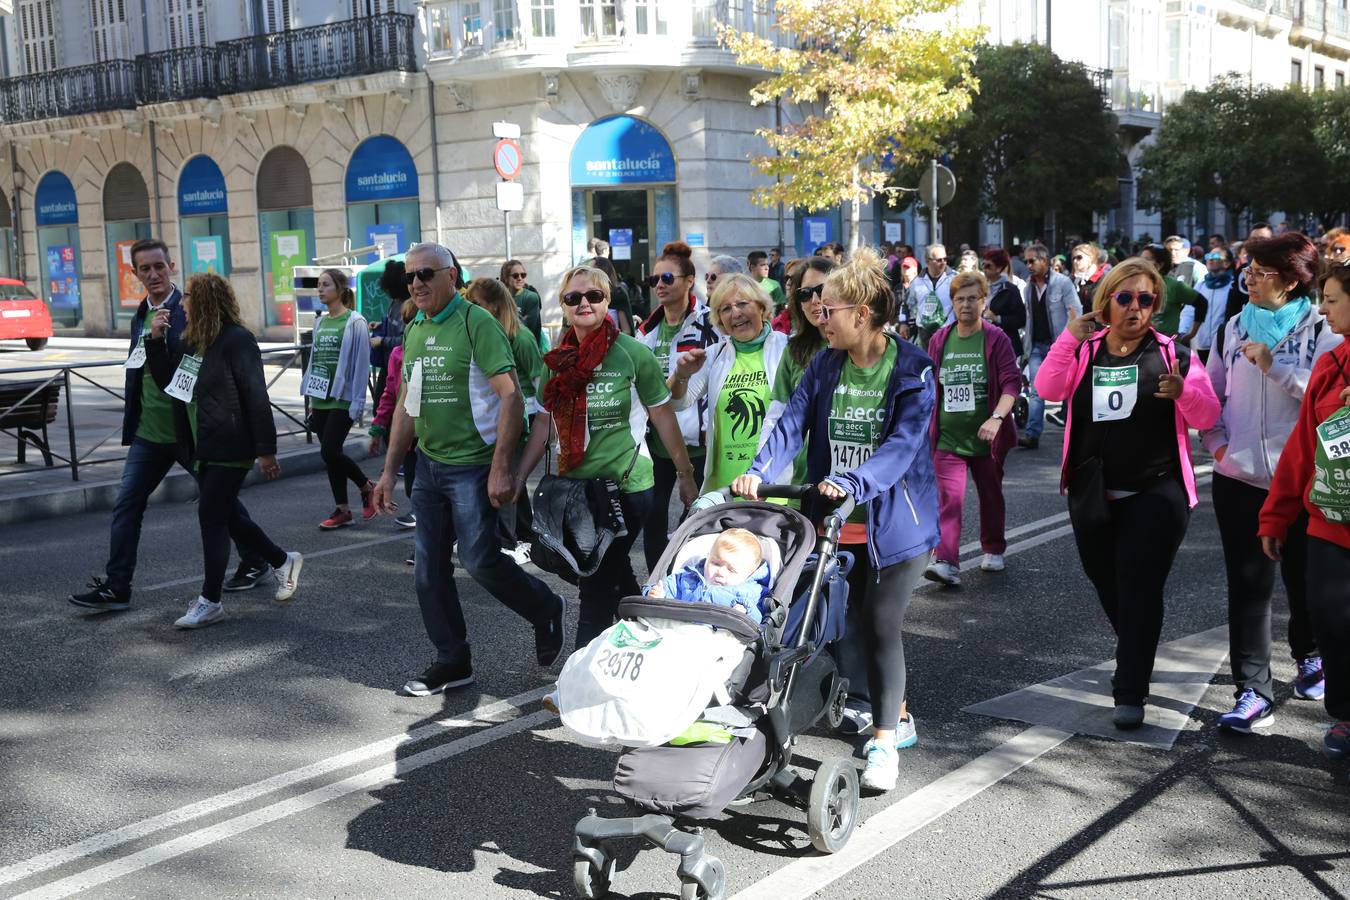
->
xmin=66 ymin=221 xmax=1350 ymax=792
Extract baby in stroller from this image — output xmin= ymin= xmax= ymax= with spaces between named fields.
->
xmin=647 ymin=527 xmax=770 ymax=624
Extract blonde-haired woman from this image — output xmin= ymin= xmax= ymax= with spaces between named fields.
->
xmin=670 ymin=273 xmax=787 ymax=491
xmin=304 ymin=267 xmax=374 ymax=530
xmin=146 ymin=273 xmax=302 ymax=629
xmin=1034 ymin=257 xmax=1219 ymax=730
xmin=732 ymin=248 xmax=938 ymax=793
xmin=514 ymin=265 xmax=698 ymax=646
xmin=467 ymin=276 xmax=545 ymax=560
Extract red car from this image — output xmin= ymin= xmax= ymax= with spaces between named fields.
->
xmin=0 ymin=278 xmax=53 ymax=350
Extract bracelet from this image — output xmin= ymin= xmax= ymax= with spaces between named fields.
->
xmin=675 ymin=468 xmax=695 ymax=479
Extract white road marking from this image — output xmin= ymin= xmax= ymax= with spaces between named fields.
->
xmin=0 ymin=686 xmax=549 ymax=887
xmin=10 ymin=709 xmax=555 ymax=900
xmin=728 ymin=725 xmax=1073 ymax=900
xmin=142 ymin=532 xmax=411 ymax=591
xmin=957 ymin=509 xmax=1067 ymax=556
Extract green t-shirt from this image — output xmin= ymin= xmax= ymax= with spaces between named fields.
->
xmin=760 ymin=277 xmax=787 ymax=311
xmin=647 ymin=319 xmax=683 ymax=459
xmin=135 ymin=317 xmax=178 ymax=444
xmin=308 ymin=310 xmax=351 ymax=410
xmin=828 ymin=342 xmax=897 ymax=522
xmin=187 ymin=399 xmax=254 ymax=471
xmin=401 ymin=297 xmax=516 ymax=466
xmin=537 ymin=334 xmax=670 ymax=492
xmin=1152 ymin=276 xmax=1199 ymax=337
xmin=936 ymin=329 xmax=990 ymax=457
xmin=510 ymin=326 xmax=543 ymax=443
xmin=706 ymin=346 xmax=770 ymax=490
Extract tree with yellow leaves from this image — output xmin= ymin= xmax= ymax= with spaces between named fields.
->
xmin=722 ymin=0 xmax=983 ymax=250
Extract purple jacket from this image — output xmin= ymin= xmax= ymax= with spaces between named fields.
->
xmin=926 ymin=320 xmax=1021 ymax=459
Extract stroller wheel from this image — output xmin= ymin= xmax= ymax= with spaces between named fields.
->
xmin=807 ymin=757 xmax=860 ymax=853
xmin=679 ymin=856 xmax=726 ymax=900
xmin=826 ymin=680 xmax=849 ymax=730
xmin=573 ymin=855 xmax=614 ymax=899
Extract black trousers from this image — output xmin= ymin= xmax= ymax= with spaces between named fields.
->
xmin=1307 ymin=536 xmax=1350 ymax=721
xmin=196 ymin=464 xmax=286 ymax=602
xmin=642 ymin=453 xmax=706 ymax=572
xmin=578 ymin=488 xmax=654 ymax=648
xmin=832 ymin=546 xmax=927 ymax=731
xmin=1212 ymin=473 xmax=1315 ymax=703
xmin=1071 ymin=476 xmax=1190 ymax=706
xmin=309 ymin=407 xmax=369 ymax=507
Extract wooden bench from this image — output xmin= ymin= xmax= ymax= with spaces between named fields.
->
xmin=0 ymin=378 xmax=61 ymax=466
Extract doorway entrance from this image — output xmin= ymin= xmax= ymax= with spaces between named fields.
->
xmin=589 ymin=189 xmax=651 ymax=285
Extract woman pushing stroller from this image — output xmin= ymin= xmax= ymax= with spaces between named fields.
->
xmin=732 ymin=248 xmax=939 ymax=792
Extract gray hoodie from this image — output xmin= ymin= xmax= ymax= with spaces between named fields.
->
xmin=1201 ymin=306 xmax=1342 ymax=488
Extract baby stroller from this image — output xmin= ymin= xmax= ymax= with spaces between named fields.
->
xmin=571 ymin=484 xmax=859 ymax=900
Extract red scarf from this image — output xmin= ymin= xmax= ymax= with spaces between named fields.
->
xmin=543 ymin=317 xmax=619 ymax=473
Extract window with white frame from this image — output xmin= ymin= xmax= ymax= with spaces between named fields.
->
xmin=90 ymin=0 xmax=131 ymax=61
xmin=579 ymin=0 xmax=617 ymax=37
xmin=632 ymin=0 xmax=667 ymax=35
xmin=462 ymin=1 xmax=483 ymax=47
xmin=265 ymin=0 xmax=291 ymax=32
xmin=492 ymin=0 xmax=518 ymax=42
xmin=531 ymin=0 xmax=555 ymax=37
xmin=351 ymin=0 xmax=399 ymax=13
xmin=18 ymin=0 xmax=57 ymax=74
xmin=166 ymin=0 xmax=208 ymax=49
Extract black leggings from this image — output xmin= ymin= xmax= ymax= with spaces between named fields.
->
xmin=578 ymin=488 xmax=654 ymax=648
xmin=1072 ymin=476 xmax=1190 ymax=706
xmin=310 ymin=407 xmax=368 ymax=506
xmin=642 ymin=452 xmax=706 ymax=572
xmin=197 ymin=464 xmax=286 ymax=602
xmin=1212 ymin=473 xmax=1314 ymax=703
xmin=833 ymin=545 xmax=927 ymax=731
xmin=1306 ymin=536 xmax=1350 ymax=721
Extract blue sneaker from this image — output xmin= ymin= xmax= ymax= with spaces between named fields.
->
xmin=860 ymin=739 xmax=899 ymax=791
xmin=1219 ymin=688 xmax=1274 ymax=734
xmin=1294 ymin=656 xmax=1326 ymax=701
xmin=1325 ymin=722 xmax=1350 ymax=760
xmin=894 ymin=714 xmax=918 ymax=749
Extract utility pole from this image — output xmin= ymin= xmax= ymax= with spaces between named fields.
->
xmin=929 ymin=159 xmax=939 ymax=246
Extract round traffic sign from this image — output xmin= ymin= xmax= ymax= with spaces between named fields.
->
xmin=494 ymin=139 xmax=522 ymax=180
xmin=918 ymin=164 xmax=957 ymax=209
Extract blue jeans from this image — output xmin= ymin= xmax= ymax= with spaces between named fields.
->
xmin=1025 ymin=341 xmax=1052 ymax=439
xmin=412 ymin=452 xmax=561 ymax=665
xmin=105 ymin=438 xmax=265 ymax=596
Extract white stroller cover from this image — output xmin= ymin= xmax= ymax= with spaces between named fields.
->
xmin=557 ymin=617 xmax=748 ymax=748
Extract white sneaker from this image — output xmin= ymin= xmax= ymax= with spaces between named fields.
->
xmin=501 ymin=543 xmax=531 ymax=565
xmin=274 ymin=551 xmax=304 ymax=602
xmin=860 ymin=739 xmax=899 ymax=792
xmin=924 ymin=561 xmax=961 ymax=586
xmin=174 ymin=596 xmax=224 ymax=629
xmin=980 ymin=553 xmax=1005 ymax=572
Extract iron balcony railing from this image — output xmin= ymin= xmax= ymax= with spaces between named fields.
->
xmin=0 ymin=13 xmax=418 ymax=123
xmin=0 ymin=59 xmax=138 ymax=123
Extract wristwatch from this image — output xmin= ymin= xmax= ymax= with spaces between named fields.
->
xmin=991 ymin=412 xmax=1005 ymax=421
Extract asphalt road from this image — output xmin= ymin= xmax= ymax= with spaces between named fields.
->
xmin=1 ymin=428 xmax=1347 ymax=900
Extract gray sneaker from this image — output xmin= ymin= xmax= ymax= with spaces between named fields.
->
xmin=273 ymin=551 xmax=303 ymax=602
xmin=174 ymin=596 xmax=224 ymax=629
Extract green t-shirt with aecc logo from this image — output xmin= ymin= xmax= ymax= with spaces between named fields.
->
xmin=537 ymin=333 xmax=671 ymax=493
xmin=509 ymin=326 xmax=544 ymax=441
xmin=308 ymin=310 xmax=351 ymax=410
xmin=828 ymin=341 xmax=897 ymax=522
xmin=936 ymin=328 xmax=990 ymax=458
xmin=646 ymin=319 xmax=682 ymax=459
xmin=401 ymin=297 xmax=517 ymax=467
xmin=135 ymin=316 xmax=178 ymax=444
xmin=771 ymin=350 xmax=816 ymax=491
xmin=706 ymin=346 xmax=770 ymax=490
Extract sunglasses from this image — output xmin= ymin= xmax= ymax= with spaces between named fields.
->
xmin=818 ymin=303 xmax=859 ymax=321
xmin=794 ymin=283 xmax=825 ymax=303
xmin=646 ymin=272 xmax=680 ymax=287
xmin=1112 ymin=290 xmax=1157 ymax=308
xmin=562 ymin=289 xmax=607 ymax=307
xmin=510 ymin=271 xmax=528 ymax=279
xmin=1203 ymin=252 xmax=1225 ymax=262
xmin=705 ymin=272 xmax=718 ymax=283
xmin=928 ymin=257 xmax=947 ymax=264
xmin=404 ymin=265 xmax=454 ymax=286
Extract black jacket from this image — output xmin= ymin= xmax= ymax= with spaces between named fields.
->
xmin=988 ymin=280 xmax=1026 ymax=355
xmin=146 ymin=323 xmax=278 ymax=463
xmin=122 ymin=286 xmax=186 ymax=445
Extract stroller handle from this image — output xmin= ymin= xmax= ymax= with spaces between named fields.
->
xmin=752 ymin=483 xmax=857 ymax=521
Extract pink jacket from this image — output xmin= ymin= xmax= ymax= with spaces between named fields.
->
xmin=370 ymin=345 xmax=403 ymax=433
xmin=1033 ymin=327 xmax=1220 ymax=508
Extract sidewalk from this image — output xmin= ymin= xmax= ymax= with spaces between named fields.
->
xmin=0 ymin=341 xmax=377 ymax=525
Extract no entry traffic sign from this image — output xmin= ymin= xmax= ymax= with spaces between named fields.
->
xmin=494 ymin=139 xmax=522 ymax=180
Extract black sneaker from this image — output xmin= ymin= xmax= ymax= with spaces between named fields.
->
xmin=223 ymin=561 xmax=270 ymax=593
xmin=70 ymin=577 xmax=130 ymax=612
xmin=399 ymin=660 xmax=473 ymax=697
xmin=535 ymin=596 xmax=568 ymax=667
xmin=1046 ymin=408 xmax=1067 ymax=428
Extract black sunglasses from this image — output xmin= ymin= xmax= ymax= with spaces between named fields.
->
xmin=646 ymin=272 xmax=679 ymax=287
xmin=509 ymin=270 xmax=528 ymax=279
xmin=794 ymin=283 xmax=825 ymax=303
xmin=1113 ymin=290 xmax=1157 ymax=308
xmin=562 ymin=289 xmax=607 ymax=307
xmin=404 ymin=265 xmax=454 ymax=286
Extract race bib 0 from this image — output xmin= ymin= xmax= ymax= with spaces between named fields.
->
xmin=124 ymin=339 xmax=146 ymax=370
xmin=303 ymin=366 xmax=332 ymax=400
xmin=828 ymin=417 xmax=875 ymax=471
xmin=164 ymin=355 xmax=202 ymax=402
xmin=943 ymin=370 xmax=976 ymax=413
xmin=1092 ymin=365 xmax=1138 ymax=422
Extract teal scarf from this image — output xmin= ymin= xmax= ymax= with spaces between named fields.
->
xmin=1239 ymin=296 xmax=1310 ymax=348
xmin=1202 ymin=271 xmax=1232 ymax=290
xmin=732 ymin=323 xmax=771 ymax=353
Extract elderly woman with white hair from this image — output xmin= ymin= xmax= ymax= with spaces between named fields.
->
xmin=705 ymin=254 xmax=746 ymax=301
xmin=670 ymin=273 xmax=788 ymax=491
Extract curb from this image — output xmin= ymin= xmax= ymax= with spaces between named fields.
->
xmin=0 ymin=437 xmax=372 ymax=527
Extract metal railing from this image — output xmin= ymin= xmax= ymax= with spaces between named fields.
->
xmin=137 ymin=45 xmax=222 ymax=105
xmin=0 ymin=59 xmax=138 ymax=122
xmin=0 ymin=346 xmax=314 ymax=483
